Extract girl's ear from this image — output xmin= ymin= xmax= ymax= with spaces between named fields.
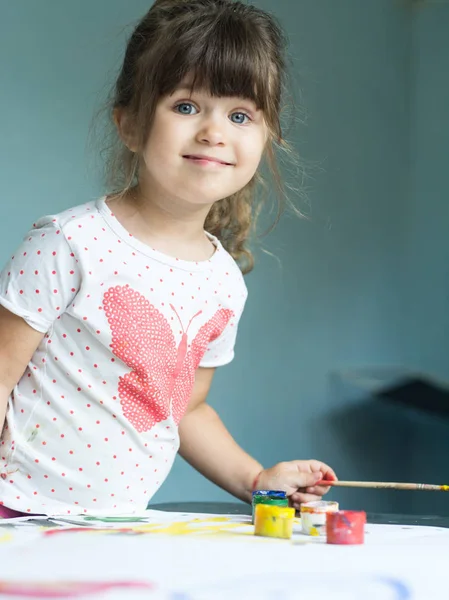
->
xmin=113 ymin=108 xmax=139 ymax=153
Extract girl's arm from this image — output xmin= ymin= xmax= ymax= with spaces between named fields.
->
xmin=179 ymin=367 xmax=337 ymax=507
xmin=0 ymin=306 xmax=44 ymax=430
xmin=178 ymin=367 xmax=262 ymax=503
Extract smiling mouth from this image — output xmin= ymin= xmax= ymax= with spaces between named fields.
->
xmin=183 ymin=155 xmax=234 ymax=166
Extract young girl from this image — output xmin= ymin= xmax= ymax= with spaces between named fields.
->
xmin=0 ymin=0 xmax=337 ymax=517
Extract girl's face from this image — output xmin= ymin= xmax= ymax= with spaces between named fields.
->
xmin=138 ymin=84 xmax=268 ymax=208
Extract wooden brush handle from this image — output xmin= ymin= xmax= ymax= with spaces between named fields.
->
xmin=317 ymin=480 xmax=449 ymax=491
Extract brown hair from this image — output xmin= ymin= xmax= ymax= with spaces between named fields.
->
xmin=104 ymin=0 xmax=293 ymax=274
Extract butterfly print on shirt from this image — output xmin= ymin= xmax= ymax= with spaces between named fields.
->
xmin=103 ymin=285 xmax=233 ymax=432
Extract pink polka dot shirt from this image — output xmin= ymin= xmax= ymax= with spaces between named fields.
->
xmin=0 ymin=198 xmax=247 ymax=515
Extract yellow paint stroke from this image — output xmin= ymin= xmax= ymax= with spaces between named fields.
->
xmin=130 ymin=515 xmax=299 ymax=537
xmin=126 ymin=517 xmax=248 ymax=537
xmin=141 ymin=516 xmax=298 ymax=538
xmin=45 ymin=517 xmax=251 ymax=539
xmin=0 ymin=533 xmax=13 ymax=544
xmin=44 ymin=516 xmax=304 ymax=543
xmin=441 ymin=485 xmax=449 ymax=491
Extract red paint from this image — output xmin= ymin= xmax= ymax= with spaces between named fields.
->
xmin=0 ymin=580 xmax=153 ymax=598
xmin=44 ymin=527 xmax=144 ymax=537
xmin=326 ymin=510 xmax=366 ymax=545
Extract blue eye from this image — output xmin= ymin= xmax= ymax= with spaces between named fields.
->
xmin=230 ymin=112 xmax=251 ymax=125
xmin=175 ymin=102 xmax=198 ymax=115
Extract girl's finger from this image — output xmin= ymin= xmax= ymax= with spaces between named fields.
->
xmin=305 ymin=485 xmax=330 ymax=495
xmin=290 ymin=493 xmax=321 ymax=509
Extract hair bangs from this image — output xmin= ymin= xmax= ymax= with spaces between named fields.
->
xmin=157 ymin=12 xmax=275 ymax=112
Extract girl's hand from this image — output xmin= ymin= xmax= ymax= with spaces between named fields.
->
xmin=254 ymin=460 xmax=337 ymax=510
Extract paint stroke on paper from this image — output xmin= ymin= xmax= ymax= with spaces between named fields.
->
xmin=183 ymin=574 xmax=411 ymax=600
xmin=43 ymin=516 xmax=258 ymax=538
xmin=0 ymin=580 xmax=154 ymax=598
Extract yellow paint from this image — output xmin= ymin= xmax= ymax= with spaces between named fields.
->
xmin=56 ymin=517 xmax=251 ymax=538
xmin=309 ymin=527 xmax=320 ymax=537
xmin=254 ymin=504 xmax=295 ymax=540
xmin=0 ymin=514 xmax=305 ymax=546
xmin=441 ymin=485 xmax=449 ymax=491
xmin=133 ymin=516 xmax=248 ymax=537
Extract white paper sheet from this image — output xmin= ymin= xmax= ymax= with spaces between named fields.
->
xmin=0 ymin=510 xmax=447 ymax=599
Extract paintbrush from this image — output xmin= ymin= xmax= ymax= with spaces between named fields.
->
xmin=316 ymin=480 xmax=449 ymax=492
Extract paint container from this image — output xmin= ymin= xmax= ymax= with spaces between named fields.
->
xmin=326 ymin=510 xmax=366 ymax=545
xmin=254 ymin=504 xmax=295 ymax=540
xmin=300 ymin=500 xmax=339 ymax=536
xmin=251 ymin=490 xmax=288 ymax=524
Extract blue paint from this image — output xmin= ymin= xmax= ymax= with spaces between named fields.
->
xmin=377 ymin=577 xmax=411 ymax=600
xmin=186 ymin=573 xmax=412 ymax=598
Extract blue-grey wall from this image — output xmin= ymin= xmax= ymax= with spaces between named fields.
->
xmin=399 ymin=4 xmax=449 ymax=516
xmin=1 ymin=1 xmax=448 ymax=516
xmin=404 ymin=4 xmax=449 ymax=381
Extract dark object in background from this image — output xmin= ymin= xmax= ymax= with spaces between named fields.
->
xmin=377 ymin=377 xmax=449 ymax=419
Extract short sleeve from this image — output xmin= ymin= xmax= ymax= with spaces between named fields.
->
xmin=199 ymin=292 xmax=247 ymax=368
xmin=0 ymin=218 xmax=81 ymax=333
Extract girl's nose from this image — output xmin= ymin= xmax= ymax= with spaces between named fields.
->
xmin=196 ymin=117 xmax=226 ymax=146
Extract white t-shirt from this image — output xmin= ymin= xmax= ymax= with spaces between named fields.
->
xmin=0 ymin=198 xmax=247 ymax=515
